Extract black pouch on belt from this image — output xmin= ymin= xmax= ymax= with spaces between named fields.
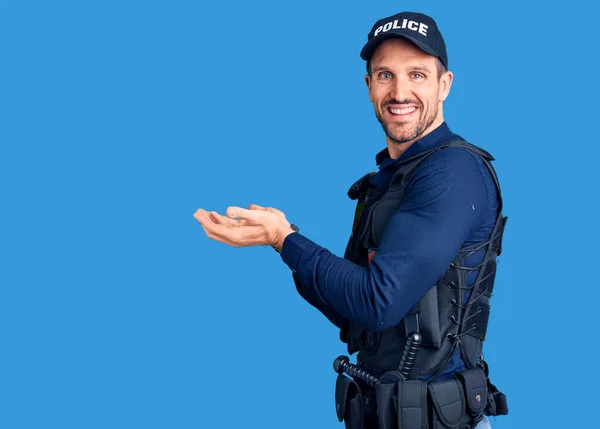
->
xmin=428 ymin=378 xmax=466 ymax=429
xmin=335 ymin=373 xmax=364 ymax=429
xmin=375 ymin=376 xmax=428 ymax=429
xmin=456 ymin=367 xmax=488 ymax=421
xmin=375 ymin=380 xmax=396 ymax=429
xmin=397 ymin=379 xmax=428 ymax=429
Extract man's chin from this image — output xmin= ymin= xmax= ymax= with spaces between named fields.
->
xmin=386 ymin=128 xmax=418 ymax=145
xmin=378 ymin=118 xmax=419 ymax=144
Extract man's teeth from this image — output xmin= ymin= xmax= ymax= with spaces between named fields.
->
xmin=390 ymin=106 xmax=416 ymax=115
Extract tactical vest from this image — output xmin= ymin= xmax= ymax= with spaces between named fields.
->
xmin=340 ymin=139 xmax=507 ymax=378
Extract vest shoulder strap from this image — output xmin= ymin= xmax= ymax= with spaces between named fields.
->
xmin=437 ymin=140 xmax=503 ymax=205
xmin=385 ymin=139 xmax=504 ymax=210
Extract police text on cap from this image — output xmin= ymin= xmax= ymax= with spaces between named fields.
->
xmin=373 ymin=19 xmax=428 ymax=37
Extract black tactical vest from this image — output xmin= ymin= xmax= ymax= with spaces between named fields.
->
xmin=339 ymin=140 xmax=508 ymax=380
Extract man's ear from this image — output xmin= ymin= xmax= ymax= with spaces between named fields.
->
xmin=438 ymin=71 xmax=454 ymax=102
xmin=365 ymin=74 xmax=371 ymax=93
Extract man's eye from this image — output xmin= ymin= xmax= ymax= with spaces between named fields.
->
xmin=379 ymin=72 xmax=392 ymax=79
xmin=411 ymin=73 xmax=424 ymax=79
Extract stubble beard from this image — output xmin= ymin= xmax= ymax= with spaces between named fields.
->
xmin=375 ymin=102 xmax=439 ymax=145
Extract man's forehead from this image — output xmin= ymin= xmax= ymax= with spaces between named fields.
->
xmin=371 ymin=38 xmax=434 ymax=62
xmin=371 ymin=38 xmax=436 ymax=68
xmin=371 ymin=54 xmax=436 ymax=72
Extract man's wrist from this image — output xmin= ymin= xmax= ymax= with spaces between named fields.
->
xmin=273 ymin=224 xmax=300 ymax=253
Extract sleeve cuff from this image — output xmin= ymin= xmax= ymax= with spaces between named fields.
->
xmin=279 ymin=232 xmax=319 ymax=274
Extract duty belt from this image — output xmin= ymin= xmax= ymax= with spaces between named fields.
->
xmin=332 ymin=332 xmax=508 ymax=429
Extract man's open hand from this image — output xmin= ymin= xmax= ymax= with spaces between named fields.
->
xmin=193 ymin=204 xmax=296 ymax=250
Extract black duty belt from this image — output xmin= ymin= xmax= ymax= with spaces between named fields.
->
xmin=332 ymin=332 xmax=507 ymax=429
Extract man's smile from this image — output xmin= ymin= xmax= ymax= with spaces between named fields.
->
xmin=386 ymin=104 xmax=419 ymax=119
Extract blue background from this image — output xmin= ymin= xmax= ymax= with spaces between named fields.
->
xmin=1 ymin=1 xmax=598 ymax=428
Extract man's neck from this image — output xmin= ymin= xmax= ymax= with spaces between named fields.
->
xmin=386 ymin=115 xmax=445 ymax=159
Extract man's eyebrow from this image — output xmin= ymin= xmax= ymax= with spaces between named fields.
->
xmin=371 ymin=65 xmax=433 ymax=73
xmin=371 ymin=66 xmax=389 ymax=73
xmin=409 ymin=65 xmax=433 ymax=73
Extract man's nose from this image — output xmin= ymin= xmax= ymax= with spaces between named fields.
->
xmin=390 ymin=77 xmax=411 ymax=101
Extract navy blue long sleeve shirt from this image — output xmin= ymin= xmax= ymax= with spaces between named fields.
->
xmin=281 ymin=122 xmax=499 ymax=338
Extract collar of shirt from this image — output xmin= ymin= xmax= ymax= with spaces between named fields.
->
xmin=370 ymin=122 xmax=463 ymax=189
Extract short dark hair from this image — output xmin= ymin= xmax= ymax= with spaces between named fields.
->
xmin=367 ymin=57 xmax=447 ymax=79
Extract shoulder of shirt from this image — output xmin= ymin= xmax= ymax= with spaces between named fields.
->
xmin=408 ymin=142 xmax=497 ymax=195
xmin=418 ymin=143 xmax=488 ymax=175
xmin=397 ymin=146 xmax=495 ymax=228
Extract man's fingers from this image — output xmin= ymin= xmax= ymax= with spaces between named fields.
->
xmin=194 ymin=208 xmax=247 ymax=227
xmin=248 ymin=204 xmax=266 ymax=210
xmin=248 ymin=204 xmax=284 ymax=216
xmin=209 ymin=211 xmax=245 ymax=226
xmin=194 ymin=210 xmax=219 ymax=236
xmin=194 ymin=209 xmax=225 ymax=228
xmin=193 ymin=208 xmax=210 ymax=223
xmin=226 ymin=206 xmax=268 ymax=222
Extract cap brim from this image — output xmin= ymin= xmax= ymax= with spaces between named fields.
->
xmin=360 ymin=33 xmax=439 ymax=62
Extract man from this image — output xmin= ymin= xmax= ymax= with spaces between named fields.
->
xmin=194 ymin=11 xmax=509 ymax=429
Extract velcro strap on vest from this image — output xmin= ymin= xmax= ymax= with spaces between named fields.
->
xmin=396 ymin=379 xmax=427 ymax=429
xmin=466 ymin=304 xmax=490 ymax=340
xmin=428 ymin=379 xmax=465 ymax=428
